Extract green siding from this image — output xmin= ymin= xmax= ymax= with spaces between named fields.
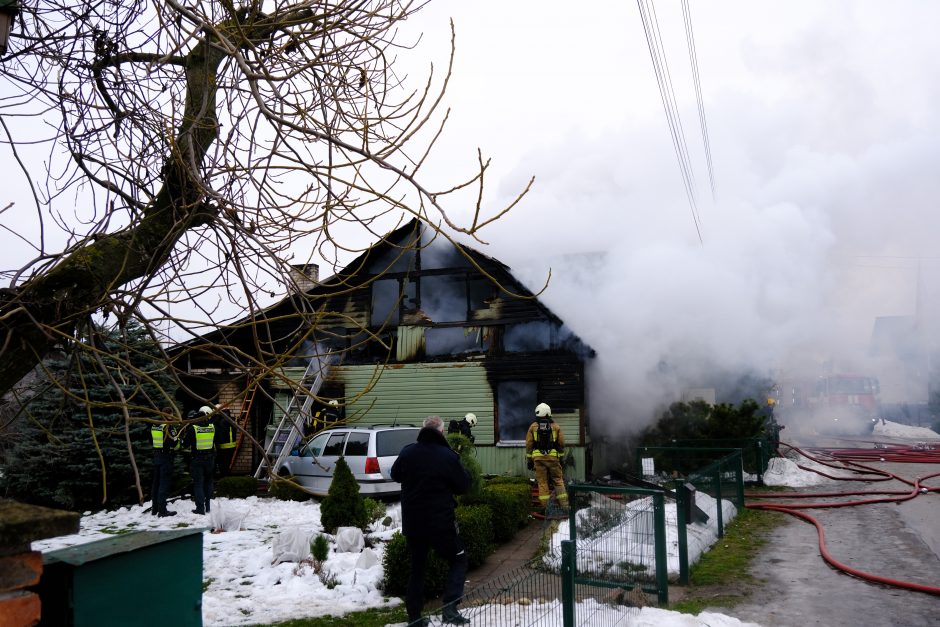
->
xmin=476 ymin=445 xmax=586 ymax=482
xmin=271 ymin=362 xmax=588 ymax=480
xmin=336 ymin=362 xmax=496 ymax=443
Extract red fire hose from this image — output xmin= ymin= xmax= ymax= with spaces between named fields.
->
xmin=746 ymin=441 xmax=940 ymax=596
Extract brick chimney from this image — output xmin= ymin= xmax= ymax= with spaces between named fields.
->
xmin=288 ymin=264 xmax=319 ymax=293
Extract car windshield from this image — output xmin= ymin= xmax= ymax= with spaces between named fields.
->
xmin=376 ymin=429 xmax=419 ymax=457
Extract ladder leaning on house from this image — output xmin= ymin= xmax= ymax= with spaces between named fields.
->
xmin=253 ymin=353 xmax=337 ymax=480
xmin=228 ymin=382 xmax=259 ymax=472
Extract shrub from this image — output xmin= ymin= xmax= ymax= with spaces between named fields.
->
xmin=268 ymin=476 xmax=311 ymax=502
xmin=482 ymin=483 xmax=531 ymax=542
xmin=320 ymin=457 xmax=367 ymax=533
xmin=448 ymin=434 xmax=484 ymax=505
xmin=214 ymin=476 xmax=258 ymax=499
xmin=455 ymin=504 xmax=494 ymax=568
xmin=485 ymin=475 xmax=530 ymax=487
xmin=363 ymin=497 xmax=387 ymax=525
xmin=311 ymin=534 xmax=330 ymax=564
xmin=381 ymin=505 xmax=494 ymax=596
xmin=382 ymin=532 xmax=449 ymax=597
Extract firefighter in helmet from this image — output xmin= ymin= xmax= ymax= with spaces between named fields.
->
xmin=448 ymin=412 xmax=477 ymax=443
xmin=304 ymin=399 xmax=342 ymax=441
xmin=214 ymin=403 xmax=238 ymax=477
xmin=525 ymin=402 xmax=568 ymax=511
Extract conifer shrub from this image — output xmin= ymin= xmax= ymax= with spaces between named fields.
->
xmin=447 ymin=433 xmax=484 ymax=505
xmin=311 ymin=533 xmax=330 ymax=563
xmin=320 ymin=457 xmax=367 ymax=533
xmin=268 ymin=475 xmax=311 ymax=502
xmin=214 ymin=476 xmax=258 ymax=499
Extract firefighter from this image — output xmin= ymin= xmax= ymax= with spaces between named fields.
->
xmin=304 ymin=399 xmax=342 ymax=440
xmin=447 ymin=412 xmax=477 ymax=443
xmin=183 ymin=405 xmax=218 ymax=515
xmin=525 ymin=402 xmax=568 ymax=512
xmin=150 ymin=408 xmax=181 ymax=517
xmin=214 ymin=404 xmax=237 ymax=477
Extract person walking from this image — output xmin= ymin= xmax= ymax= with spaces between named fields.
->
xmin=525 ymin=402 xmax=568 ymax=513
xmin=390 ymin=416 xmax=471 ymax=626
xmin=150 ymin=408 xmax=181 ymax=517
xmin=183 ymin=405 xmax=218 ymax=515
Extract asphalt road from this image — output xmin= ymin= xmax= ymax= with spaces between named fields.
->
xmin=717 ymin=459 xmax=940 ymax=627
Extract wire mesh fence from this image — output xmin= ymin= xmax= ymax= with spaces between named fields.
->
xmin=443 ymin=485 xmax=667 ymax=627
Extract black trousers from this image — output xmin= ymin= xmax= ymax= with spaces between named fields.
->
xmin=405 ymin=525 xmax=468 ymax=622
xmin=190 ymin=452 xmax=215 ymax=513
xmin=150 ymin=450 xmax=174 ymax=513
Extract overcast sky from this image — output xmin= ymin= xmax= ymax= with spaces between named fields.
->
xmin=5 ymin=1 xmax=940 ymax=426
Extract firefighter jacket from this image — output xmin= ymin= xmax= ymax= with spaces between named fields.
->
xmin=526 ymin=418 xmax=565 ymax=458
xmin=214 ymin=413 xmax=236 ymax=450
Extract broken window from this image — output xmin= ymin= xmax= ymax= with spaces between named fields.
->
xmin=497 ymin=380 xmax=538 ymax=442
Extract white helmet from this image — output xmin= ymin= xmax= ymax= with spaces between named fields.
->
xmin=327 ymin=400 xmax=339 ymax=407
xmin=198 ymin=405 xmax=214 ymax=416
xmin=464 ymin=413 xmax=477 ymax=427
xmin=535 ymin=402 xmax=552 ymax=418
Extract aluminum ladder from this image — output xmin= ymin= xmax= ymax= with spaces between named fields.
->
xmin=254 ymin=351 xmax=336 ymax=479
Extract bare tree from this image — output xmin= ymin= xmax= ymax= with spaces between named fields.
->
xmin=0 ymin=0 xmax=529 ymax=396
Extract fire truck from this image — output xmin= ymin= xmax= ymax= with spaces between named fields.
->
xmin=774 ymin=373 xmax=880 ymax=436
xmin=806 ymin=374 xmax=880 ymax=434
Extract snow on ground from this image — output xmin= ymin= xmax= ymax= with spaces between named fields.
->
xmin=873 ymin=419 xmax=940 ymax=440
xmin=30 ymin=419 xmax=935 ymax=627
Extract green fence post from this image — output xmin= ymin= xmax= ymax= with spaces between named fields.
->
xmin=714 ymin=465 xmax=724 ymax=538
xmin=735 ymin=450 xmax=745 ymax=509
xmin=676 ymin=484 xmax=689 ymax=585
xmin=756 ymin=438 xmax=765 ymax=484
xmin=653 ymin=492 xmax=669 ymax=605
xmin=561 ymin=539 xmax=576 ymax=627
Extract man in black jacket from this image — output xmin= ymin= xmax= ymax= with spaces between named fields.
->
xmin=391 ymin=416 xmax=471 ymax=626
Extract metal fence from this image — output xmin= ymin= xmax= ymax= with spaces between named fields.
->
xmin=637 ymin=436 xmax=775 ymax=482
xmin=452 ymin=485 xmax=668 ymax=627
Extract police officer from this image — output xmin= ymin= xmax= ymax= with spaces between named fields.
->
xmin=183 ymin=405 xmax=218 ymax=515
xmin=525 ymin=402 xmax=568 ymax=512
xmin=150 ymin=408 xmax=181 ymax=517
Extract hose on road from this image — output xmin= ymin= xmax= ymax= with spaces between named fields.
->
xmin=745 ymin=441 xmax=940 ymax=596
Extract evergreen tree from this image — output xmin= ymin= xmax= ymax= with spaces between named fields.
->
xmin=320 ymin=457 xmax=368 ymax=533
xmin=0 ymin=321 xmax=177 ymax=511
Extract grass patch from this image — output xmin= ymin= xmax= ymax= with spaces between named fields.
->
xmin=245 ymin=605 xmax=407 ymax=626
xmin=670 ymin=506 xmax=786 ymax=613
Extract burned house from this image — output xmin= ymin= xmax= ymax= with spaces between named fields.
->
xmin=169 ymin=220 xmax=595 ymax=479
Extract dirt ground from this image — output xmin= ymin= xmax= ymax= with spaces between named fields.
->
xmin=673 ymin=460 xmax=940 ymax=627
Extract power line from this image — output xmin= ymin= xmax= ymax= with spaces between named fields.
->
xmin=637 ymin=0 xmax=703 ymax=244
xmin=681 ymin=0 xmax=716 ymax=200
